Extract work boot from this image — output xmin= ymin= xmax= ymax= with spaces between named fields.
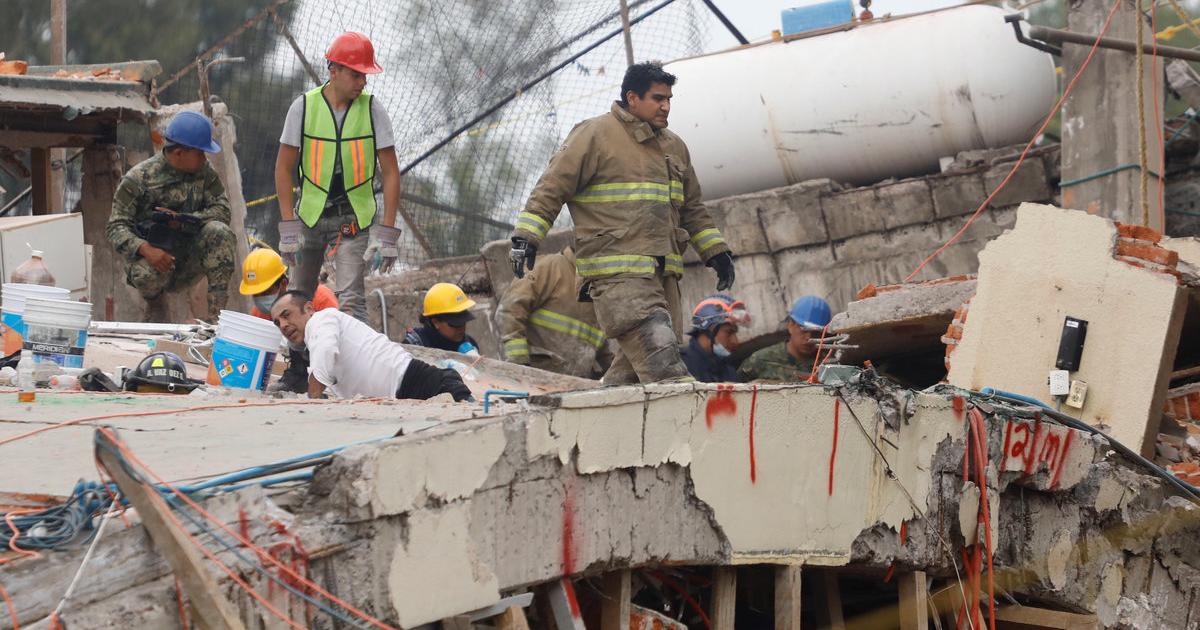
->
xmin=205 ymin=291 xmax=227 ymax=323
xmin=142 ymin=295 xmax=168 ymax=323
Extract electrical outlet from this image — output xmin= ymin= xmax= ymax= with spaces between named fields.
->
xmin=1066 ymin=380 xmax=1088 ymax=409
xmin=1049 ymin=370 xmax=1070 ymax=396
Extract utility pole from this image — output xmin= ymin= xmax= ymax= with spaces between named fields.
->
xmin=619 ymin=0 xmax=635 ymax=66
xmin=48 ymin=0 xmax=67 ymax=214
xmin=1059 ymin=0 xmax=1163 ymax=230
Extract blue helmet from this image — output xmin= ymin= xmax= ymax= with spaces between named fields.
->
xmin=788 ymin=295 xmax=831 ymax=330
xmin=164 ymin=111 xmax=221 ymax=153
xmin=691 ymin=293 xmax=750 ymax=335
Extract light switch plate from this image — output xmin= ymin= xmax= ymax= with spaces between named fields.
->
xmin=1066 ymin=380 xmax=1088 ymax=409
xmin=1049 ymin=370 xmax=1070 ymax=396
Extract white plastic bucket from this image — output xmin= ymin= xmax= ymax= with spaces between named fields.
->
xmin=1 ymin=284 xmax=70 ymax=356
xmin=22 ymin=296 xmax=92 ymax=369
xmin=207 ymin=310 xmax=283 ymax=390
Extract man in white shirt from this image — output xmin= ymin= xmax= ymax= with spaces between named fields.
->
xmin=269 ymin=291 xmax=472 ymax=401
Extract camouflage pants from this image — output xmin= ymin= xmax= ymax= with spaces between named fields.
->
xmin=126 ymin=221 xmax=236 ymax=300
xmin=588 ymin=274 xmax=689 ymax=385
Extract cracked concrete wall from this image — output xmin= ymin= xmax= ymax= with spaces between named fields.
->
xmin=948 ymin=203 xmax=1187 ymax=457
xmin=10 ymin=384 xmax=1200 ymax=628
xmin=304 ymin=383 xmax=968 ymax=626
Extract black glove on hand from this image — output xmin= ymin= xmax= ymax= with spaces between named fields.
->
xmin=706 ymin=252 xmax=736 ymax=291
xmin=397 ymin=359 xmax=475 ymax=402
xmin=510 ymin=237 xmax=537 ymax=278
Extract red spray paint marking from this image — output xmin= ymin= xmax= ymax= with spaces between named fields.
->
xmin=748 ymin=385 xmax=758 ymax=484
xmin=828 ymin=399 xmax=840 ymax=496
xmin=882 ymin=561 xmax=896 ymax=583
xmin=562 ymin=577 xmax=583 ymax=619
xmin=899 ymin=520 xmax=908 ymax=546
xmin=705 ymin=384 xmax=737 ymax=429
xmin=952 ymin=395 xmax=965 ymax=421
xmin=1049 ymin=430 xmax=1075 ymax=489
xmin=561 ymin=480 xmax=576 ymax=575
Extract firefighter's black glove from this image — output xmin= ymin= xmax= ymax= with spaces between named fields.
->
xmin=510 ymin=237 xmax=537 ymax=279
xmin=706 ymin=252 xmax=735 ymax=291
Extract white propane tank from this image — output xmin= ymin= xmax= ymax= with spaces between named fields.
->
xmin=665 ymin=5 xmax=1057 ymax=198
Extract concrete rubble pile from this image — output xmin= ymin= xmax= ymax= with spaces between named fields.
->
xmin=6 ymin=203 xmax=1200 ymax=630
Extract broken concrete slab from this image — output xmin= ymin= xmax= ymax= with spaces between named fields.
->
xmin=948 ymin=203 xmax=1187 ymax=457
xmin=830 ymin=276 xmax=977 ymax=365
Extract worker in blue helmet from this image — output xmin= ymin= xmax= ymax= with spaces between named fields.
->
xmin=106 ymin=110 xmax=236 ymax=322
xmin=738 ymin=295 xmax=832 ymax=382
xmin=680 ymin=294 xmax=749 ymax=382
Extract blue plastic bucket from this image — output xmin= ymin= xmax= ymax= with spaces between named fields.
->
xmin=207 ymin=310 xmax=282 ymax=390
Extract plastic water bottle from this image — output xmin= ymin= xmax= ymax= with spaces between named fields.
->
xmin=17 ymin=350 xmax=35 ymax=402
xmin=11 ymin=245 xmax=55 ymax=286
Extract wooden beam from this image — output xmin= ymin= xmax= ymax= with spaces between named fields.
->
xmin=993 ymin=605 xmax=1100 ymax=629
xmin=813 ymin=569 xmax=845 ymax=630
xmin=29 ymin=148 xmax=53 ymax=215
xmin=601 ymin=569 xmax=631 ymax=630
xmin=95 ymin=430 xmax=246 ymax=630
xmin=710 ymin=567 xmax=737 ymax=630
xmin=495 ymin=606 xmax=531 ymax=630
xmin=899 ymin=571 xmax=929 ymax=630
xmin=774 ymin=565 xmax=802 ymax=630
xmin=441 ymin=616 xmax=473 ymax=630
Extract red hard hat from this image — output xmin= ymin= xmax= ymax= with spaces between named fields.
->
xmin=325 ymin=32 xmax=383 ymax=74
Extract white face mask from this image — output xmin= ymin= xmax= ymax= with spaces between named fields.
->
xmin=712 ymin=343 xmax=731 ymax=358
xmin=253 ymin=294 xmax=276 ymax=312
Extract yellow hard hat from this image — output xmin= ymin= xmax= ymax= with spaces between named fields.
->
xmin=239 ymin=248 xmax=288 ymax=295
xmin=423 ymin=282 xmax=476 ymax=317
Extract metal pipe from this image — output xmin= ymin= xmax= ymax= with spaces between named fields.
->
xmin=401 ymin=0 xmax=679 ymax=175
xmin=619 ymin=0 xmax=635 ymax=66
xmin=1029 ymin=23 xmax=1200 ymax=62
xmin=700 ymin=0 xmax=750 ymax=45
xmin=373 ymin=288 xmax=388 ymax=338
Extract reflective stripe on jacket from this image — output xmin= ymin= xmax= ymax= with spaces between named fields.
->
xmin=297 ymin=85 xmax=377 ymax=228
xmin=496 ymin=249 xmax=606 ymax=378
xmin=512 ymin=102 xmax=730 ymax=283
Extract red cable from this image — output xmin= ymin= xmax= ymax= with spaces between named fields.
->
xmin=96 ymin=431 xmax=307 ymax=630
xmin=905 ymin=0 xmax=1127 ymax=282
xmin=645 ymin=570 xmax=712 ymax=630
xmin=175 ymin=575 xmax=191 ymax=630
xmin=98 ymin=427 xmax=398 ymax=630
xmin=807 ymin=323 xmax=832 ymax=383
xmin=970 ymin=409 xmax=997 ymax=630
xmin=0 ymin=399 xmax=354 ymax=449
xmin=0 ymin=581 xmax=17 ymax=630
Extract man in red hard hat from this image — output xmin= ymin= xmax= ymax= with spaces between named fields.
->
xmin=274 ymin=32 xmax=402 ymax=324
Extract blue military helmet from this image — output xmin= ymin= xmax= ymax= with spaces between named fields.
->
xmin=164 ymin=111 xmax=222 ymax=153
xmin=691 ymin=293 xmax=750 ymax=335
xmin=788 ymin=295 xmax=832 ymax=331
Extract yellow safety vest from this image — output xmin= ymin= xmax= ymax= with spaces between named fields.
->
xmin=297 ymin=85 xmax=377 ymax=228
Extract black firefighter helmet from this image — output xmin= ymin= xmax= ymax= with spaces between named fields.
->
xmin=124 ymin=351 xmax=200 ymax=394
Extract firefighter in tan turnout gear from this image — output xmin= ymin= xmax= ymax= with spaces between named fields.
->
xmin=509 ymin=62 xmax=735 ymax=384
xmin=496 ymin=247 xmax=609 ymax=379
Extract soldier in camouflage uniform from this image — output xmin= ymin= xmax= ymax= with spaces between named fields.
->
xmin=105 ymin=111 xmax=236 ymax=322
xmin=738 ymin=295 xmax=832 ymax=383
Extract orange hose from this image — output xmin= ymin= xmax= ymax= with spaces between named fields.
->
xmin=0 ymin=580 xmax=17 ymax=630
xmin=98 ymin=427 xmax=399 ymax=630
xmin=970 ymin=409 xmax=997 ymax=630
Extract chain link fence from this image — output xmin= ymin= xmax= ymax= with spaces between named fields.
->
xmin=153 ymin=0 xmax=713 ymax=270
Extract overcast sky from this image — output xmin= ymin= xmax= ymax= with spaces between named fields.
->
xmin=705 ymin=0 xmax=963 ymax=49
